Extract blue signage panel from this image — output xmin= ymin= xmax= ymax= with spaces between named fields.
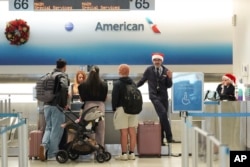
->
xmin=1 ymin=1 xmax=232 ymax=65
xmin=172 ymin=72 xmax=204 ymax=113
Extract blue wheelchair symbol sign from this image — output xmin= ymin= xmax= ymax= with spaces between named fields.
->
xmin=172 ymin=72 xmax=204 ymax=113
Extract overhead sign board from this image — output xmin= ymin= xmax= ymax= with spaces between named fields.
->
xmin=9 ymin=0 xmax=155 ymax=11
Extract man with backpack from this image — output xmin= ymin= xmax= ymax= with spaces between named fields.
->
xmin=39 ymin=58 xmax=70 ymax=161
xmin=137 ymin=53 xmax=174 ymax=145
xmin=112 ymin=64 xmax=141 ymax=161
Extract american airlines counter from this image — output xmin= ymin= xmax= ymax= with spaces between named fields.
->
xmin=2 ymin=73 xmax=250 ymax=156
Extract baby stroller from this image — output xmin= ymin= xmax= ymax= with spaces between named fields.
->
xmin=56 ymin=105 xmax=111 ymax=163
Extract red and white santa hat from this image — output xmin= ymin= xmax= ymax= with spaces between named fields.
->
xmin=222 ymin=73 xmax=236 ymax=84
xmin=152 ymin=52 xmax=164 ymax=62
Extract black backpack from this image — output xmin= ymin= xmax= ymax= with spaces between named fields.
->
xmin=35 ymin=72 xmax=61 ymax=103
xmin=122 ymin=82 xmax=143 ymax=115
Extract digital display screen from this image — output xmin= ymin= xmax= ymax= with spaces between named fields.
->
xmin=34 ymin=0 xmax=130 ymax=11
xmin=9 ymin=0 xmax=155 ymax=11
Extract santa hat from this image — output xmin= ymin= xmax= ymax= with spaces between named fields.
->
xmin=152 ymin=53 xmax=164 ymax=62
xmin=222 ymin=73 xmax=236 ymax=84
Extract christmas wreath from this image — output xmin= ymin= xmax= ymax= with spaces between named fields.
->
xmin=5 ymin=19 xmax=30 ymax=45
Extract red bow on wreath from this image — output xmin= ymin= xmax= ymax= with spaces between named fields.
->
xmin=5 ymin=19 xmax=30 ymax=46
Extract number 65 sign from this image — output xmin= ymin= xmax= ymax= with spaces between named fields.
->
xmin=130 ymin=0 xmax=155 ymax=10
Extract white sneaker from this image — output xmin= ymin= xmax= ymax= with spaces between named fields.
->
xmin=115 ymin=154 xmax=128 ymax=161
xmin=128 ymin=153 xmax=135 ymax=160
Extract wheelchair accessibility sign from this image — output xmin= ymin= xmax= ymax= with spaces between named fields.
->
xmin=172 ymin=72 xmax=204 ymax=113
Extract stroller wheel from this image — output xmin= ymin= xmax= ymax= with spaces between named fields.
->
xmin=68 ymin=151 xmax=79 ymax=160
xmin=96 ymin=153 xmax=105 ymax=163
xmin=104 ymin=152 xmax=111 ymax=161
xmin=56 ymin=150 xmax=68 ymax=163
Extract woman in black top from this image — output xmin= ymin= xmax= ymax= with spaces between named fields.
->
xmin=78 ymin=65 xmax=108 ymax=147
xmin=216 ymin=73 xmax=236 ymax=101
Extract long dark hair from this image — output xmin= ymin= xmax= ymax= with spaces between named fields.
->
xmin=85 ymin=65 xmax=103 ymax=97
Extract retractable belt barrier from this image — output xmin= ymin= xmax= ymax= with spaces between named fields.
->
xmin=0 ymin=113 xmax=28 ymax=167
xmin=180 ymin=111 xmax=250 ymax=167
xmin=0 ymin=113 xmax=21 ymax=134
xmin=188 ymin=112 xmax=250 ymax=117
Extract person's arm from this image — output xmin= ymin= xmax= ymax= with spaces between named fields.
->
xmin=59 ymin=74 xmax=70 ymax=109
xmin=68 ymin=84 xmax=73 ymax=96
xmin=226 ymin=85 xmax=236 ymax=100
xmin=111 ymin=81 xmax=120 ymax=112
xmin=216 ymin=84 xmax=223 ymax=97
xmin=137 ymin=69 xmax=148 ymax=87
xmin=78 ymin=83 xmax=85 ymax=102
xmin=165 ymin=68 xmax=173 ymax=88
xmin=102 ymin=81 xmax=108 ymax=101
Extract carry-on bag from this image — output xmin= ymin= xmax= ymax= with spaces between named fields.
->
xmin=137 ymin=121 xmax=161 ymax=157
xmin=29 ymin=130 xmax=43 ymax=160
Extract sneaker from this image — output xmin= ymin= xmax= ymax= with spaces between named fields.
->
xmin=115 ymin=154 xmax=128 ymax=161
xmin=128 ymin=153 xmax=135 ymax=160
xmin=47 ymin=157 xmax=56 ymax=161
xmin=39 ymin=144 xmax=47 ymax=161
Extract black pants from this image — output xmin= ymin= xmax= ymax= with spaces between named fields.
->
xmin=151 ymin=98 xmax=172 ymax=142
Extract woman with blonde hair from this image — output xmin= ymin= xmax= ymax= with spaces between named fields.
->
xmin=66 ymin=70 xmax=87 ymax=143
xmin=70 ymin=70 xmax=87 ymax=102
xmin=216 ymin=73 xmax=236 ymax=101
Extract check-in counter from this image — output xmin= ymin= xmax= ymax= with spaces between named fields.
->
xmin=70 ymin=102 xmax=83 ymax=111
xmin=241 ymin=101 xmax=250 ymax=150
xmin=204 ymin=101 xmax=249 ymax=150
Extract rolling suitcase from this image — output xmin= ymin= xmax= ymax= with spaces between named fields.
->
xmin=29 ymin=130 xmax=43 ymax=160
xmin=137 ymin=121 xmax=161 ymax=157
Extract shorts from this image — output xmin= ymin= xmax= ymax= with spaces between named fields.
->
xmin=113 ymin=107 xmax=138 ymax=130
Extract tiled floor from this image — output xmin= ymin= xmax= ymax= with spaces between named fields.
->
xmin=5 ymin=156 xmax=184 ymax=167
xmin=1 ymin=143 xmax=185 ymax=167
